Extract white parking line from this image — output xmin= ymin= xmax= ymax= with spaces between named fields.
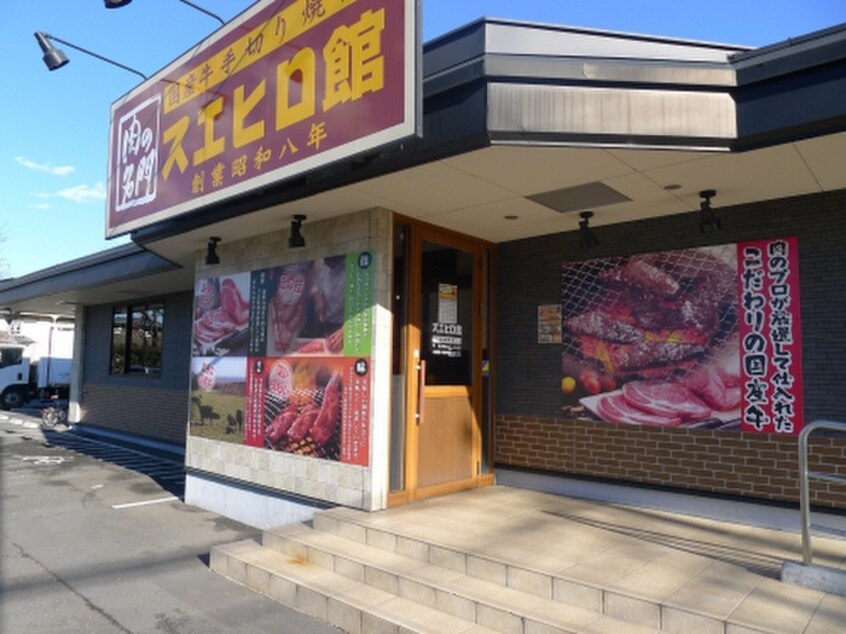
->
xmin=111 ymin=496 xmax=178 ymax=510
xmin=17 ymin=455 xmax=74 ymax=465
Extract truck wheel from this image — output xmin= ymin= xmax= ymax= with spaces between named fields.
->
xmin=1 ymin=388 xmax=26 ymax=410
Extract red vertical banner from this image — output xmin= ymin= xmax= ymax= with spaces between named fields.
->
xmin=737 ymin=237 xmax=804 ymax=434
xmin=341 ymin=358 xmax=371 ymax=465
xmin=244 ymin=358 xmax=267 ymax=447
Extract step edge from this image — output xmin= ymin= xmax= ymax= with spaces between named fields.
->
xmin=259 ymin=529 xmax=683 ymax=634
xmin=214 ymin=541 xmax=712 ymax=634
xmin=272 ymin=520 xmax=753 ymax=634
xmin=217 ymin=548 xmax=496 ymax=634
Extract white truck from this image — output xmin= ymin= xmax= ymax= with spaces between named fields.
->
xmin=0 ymin=319 xmax=74 ymax=410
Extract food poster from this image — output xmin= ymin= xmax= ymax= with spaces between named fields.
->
xmin=190 ymin=273 xmax=251 ymax=443
xmin=192 ymin=273 xmax=251 ymax=356
xmin=190 ymin=252 xmax=373 ymax=466
xmin=190 ymin=356 xmax=248 ymax=439
xmin=560 ymin=239 xmax=804 ymax=434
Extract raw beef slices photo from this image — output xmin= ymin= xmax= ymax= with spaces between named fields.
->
xmin=621 ymin=381 xmax=711 ymax=421
xmin=596 ymin=392 xmax=682 ymax=427
xmin=683 ymin=365 xmax=741 ymax=411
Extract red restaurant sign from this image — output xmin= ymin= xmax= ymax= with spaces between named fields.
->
xmin=106 ymin=0 xmax=419 ymax=237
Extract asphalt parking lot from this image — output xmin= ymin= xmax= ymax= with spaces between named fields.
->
xmin=0 ymin=412 xmax=341 ymax=634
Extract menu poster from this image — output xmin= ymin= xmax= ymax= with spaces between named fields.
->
xmin=438 ymin=283 xmax=458 ymax=324
xmin=560 ymin=239 xmax=804 ymax=434
xmin=190 ymin=251 xmax=374 ymax=465
xmin=538 ymin=304 xmax=563 ymax=344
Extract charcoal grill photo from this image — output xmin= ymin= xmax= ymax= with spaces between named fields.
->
xmin=263 ymin=386 xmax=341 ymax=460
xmin=561 ymin=245 xmax=742 ymax=427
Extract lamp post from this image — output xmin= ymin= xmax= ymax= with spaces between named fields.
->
xmin=34 ymin=32 xmax=148 ymax=80
xmin=104 ymin=0 xmax=226 ymax=26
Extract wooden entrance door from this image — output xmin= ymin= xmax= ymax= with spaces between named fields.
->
xmin=390 ymin=223 xmax=492 ymax=504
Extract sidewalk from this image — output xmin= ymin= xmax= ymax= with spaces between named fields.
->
xmin=0 ymin=411 xmax=341 ymax=634
xmin=3 ymin=409 xmax=844 ymax=633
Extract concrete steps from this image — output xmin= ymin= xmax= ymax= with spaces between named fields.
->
xmin=211 ymin=539 xmax=497 ymax=634
xmin=211 ymin=507 xmax=671 ymax=633
xmin=210 ymin=486 xmax=846 ymax=634
xmin=211 ymin=487 xmax=846 ymax=634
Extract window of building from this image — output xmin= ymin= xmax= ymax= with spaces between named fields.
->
xmin=110 ymin=303 xmax=164 ymax=376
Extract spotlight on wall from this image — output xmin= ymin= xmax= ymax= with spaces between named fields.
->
xmin=205 ymin=237 xmax=221 ymax=265
xmin=699 ymin=189 xmax=721 ymax=233
xmin=289 ymin=215 xmax=306 ymax=248
xmin=578 ymin=211 xmax=599 ymax=250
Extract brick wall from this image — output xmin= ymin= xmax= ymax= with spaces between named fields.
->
xmin=81 ymin=291 xmax=193 ymax=446
xmin=495 ymin=189 xmax=846 ymax=508
xmin=495 ymin=416 xmax=846 ymax=508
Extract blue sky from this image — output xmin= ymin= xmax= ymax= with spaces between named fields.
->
xmin=3 ymin=1 xmax=845 ymax=279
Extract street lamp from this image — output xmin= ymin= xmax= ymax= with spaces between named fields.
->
xmin=34 ymin=32 xmax=147 ymax=80
xmin=104 ymin=0 xmax=226 ymax=26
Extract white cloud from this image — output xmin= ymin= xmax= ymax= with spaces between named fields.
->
xmin=14 ymin=156 xmax=75 ymax=176
xmin=55 ymin=183 xmax=107 ymax=204
xmin=28 ymin=202 xmax=52 ymax=210
xmin=35 ymin=182 xmax=106 ymax=204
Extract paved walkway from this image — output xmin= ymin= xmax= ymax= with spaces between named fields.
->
xmin=3 ymin=409 xmax=844 ymax=632
xmin=331 ymin=485 xmax=846 ymax=632
xmin=0 ymin=411 xmax=340 ymax=634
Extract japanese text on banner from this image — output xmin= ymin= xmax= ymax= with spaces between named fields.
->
xmin=738 ymin=237 xmax=804 ymax=434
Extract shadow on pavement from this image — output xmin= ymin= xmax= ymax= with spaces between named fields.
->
xmin=40 ymin=427 xmax=186 ymax=499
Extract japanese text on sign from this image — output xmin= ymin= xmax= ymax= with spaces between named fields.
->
xmin=108 ymin=0 xmax=416 ymax=237
xmin=738 ymin=237 xmax=804 ymax=434
xmin=115 ymin=96 xmax=161 ymax=212
xmin=161 ymin=7 xmax=386 ymax=186
xmin=164 ymin=0 xmax=360 ymax=114
xmin=344 ymin=251 xmax=373 ymax=356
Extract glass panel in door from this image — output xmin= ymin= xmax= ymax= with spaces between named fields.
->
xmin=416 ymin=239 xmax=476 ymax=488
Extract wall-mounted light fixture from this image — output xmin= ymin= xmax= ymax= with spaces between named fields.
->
xmin=579 ymin=211 xmax=599 ymax=250
xmin=34 ymin=32 xmax=148 ymax=79
xmin=205 ymin=237 xmax=221 ymax=265
xmin=105 ymin=0 xmax=225 ymax=25
xmin=699 ymin=189 xmax=721 ymax=233
xmin=289 ymin=215 xmax=307 ymax=249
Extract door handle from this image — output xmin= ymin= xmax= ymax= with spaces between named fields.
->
xmin=416 ymin=359 xmax=426 ymax=425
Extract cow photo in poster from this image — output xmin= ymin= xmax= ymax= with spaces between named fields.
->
xmin=560 ymin=240 xmax=804 ymax=434
xmin=189 ymin=355 xmax=247 ymax=441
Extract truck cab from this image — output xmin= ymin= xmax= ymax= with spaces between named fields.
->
xmin=0 ymin=343 xmax=30 ymax=409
